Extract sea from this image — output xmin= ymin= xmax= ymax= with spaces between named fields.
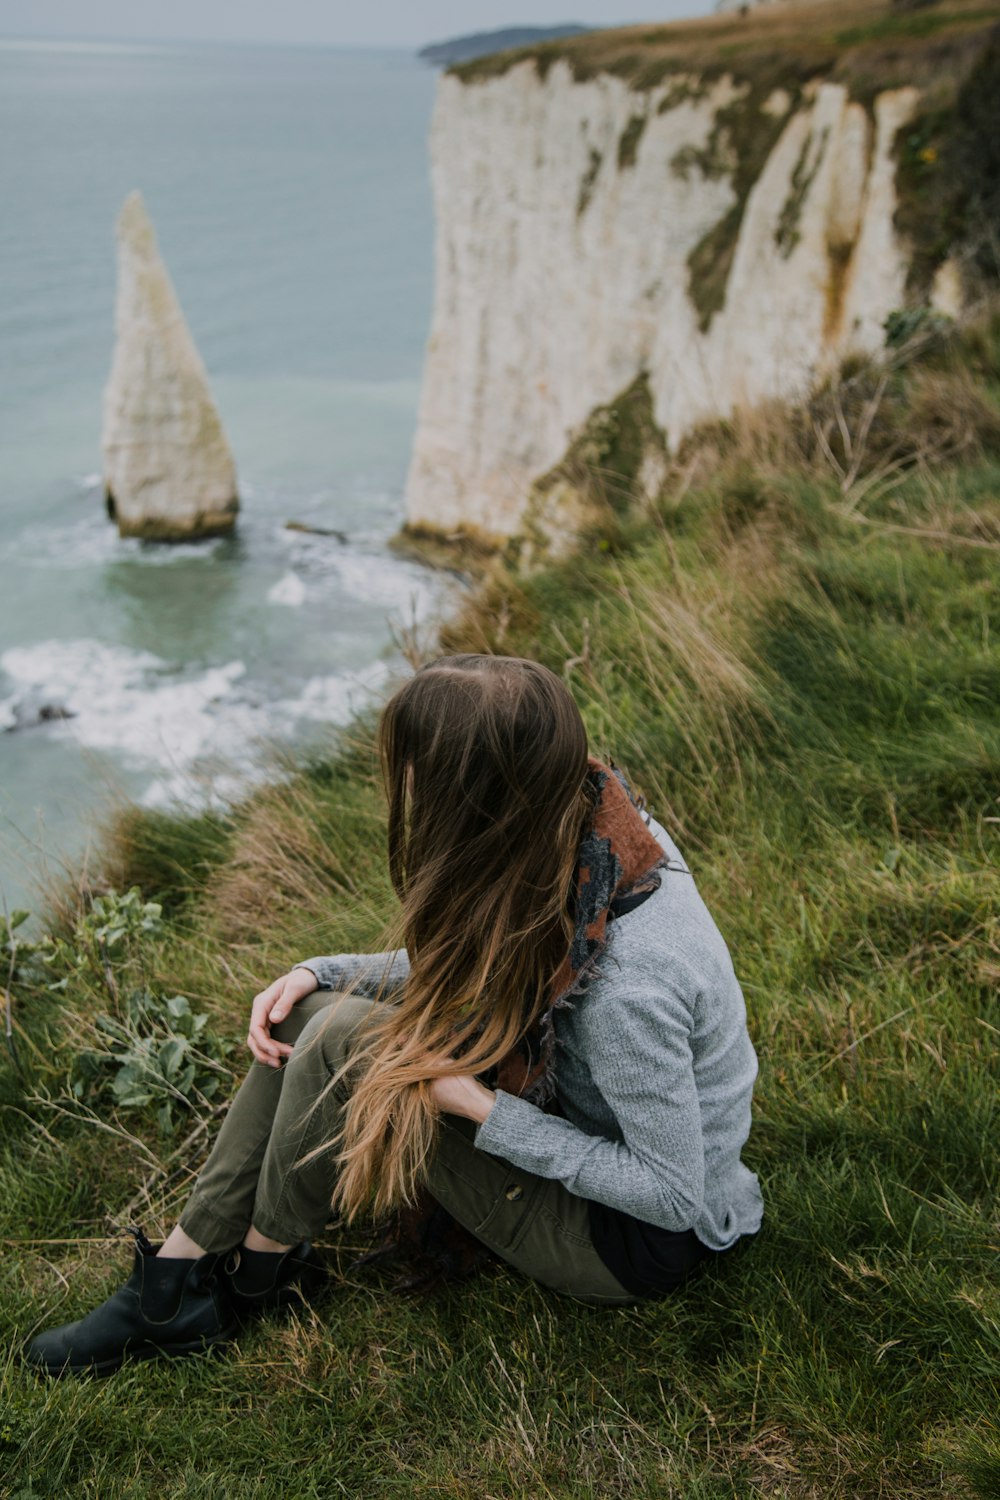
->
xmin=0 ymin=38 xmax=443 ymax=915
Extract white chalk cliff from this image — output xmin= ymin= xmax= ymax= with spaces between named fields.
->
xmin=405 ymin=62 xmax=922 ymax=539
xmin=102 ymin=191 xmax=238 ymax=541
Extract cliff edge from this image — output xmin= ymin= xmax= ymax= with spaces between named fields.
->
xmin=405 ymin=0 xmax=1000 ymax=542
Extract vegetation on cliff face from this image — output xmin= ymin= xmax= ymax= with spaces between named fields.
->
xmin=615 ymin=112 xmax=648 ymax=170
xmin=511 ymin=374 xmax=668 ymax=570
xmin=675 ymin=77 xmax=800 ymax=333
xmin=455 ymin=0 xmax=1000 ymax=322
xmin=774 ymin=124 xmax=831 ymax=257
xmin=3 ymin=304 xmax=999 ymax=1499
xmin=575 ymin=144 xmax=603 ymax=215
xmin=894 ymin=27 xmax=1000 ymax=297
xmin=535 ymin=374 xmax=665 ymax=517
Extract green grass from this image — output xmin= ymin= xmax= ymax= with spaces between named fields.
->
xmin=3 ymin=316 xmax=1000 ymax=1495
xmin=834 ymin=6 xmax=1000 ymax=49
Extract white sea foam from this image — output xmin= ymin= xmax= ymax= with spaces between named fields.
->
xmin=0 ymin=636 xmax=404 ymax=811
xmin=332 ymin=552 xmax=439 ymax=617
xmin=299 ymin=545 xmax=441 ymax=619
xmin=275 ymin=659 xmax=392 ymax=724
xmin=140 ymin=662 xmax=394 ymax=809
xmin=127 ymin=536 xmax=228 ymax=565
xmin=4 ymin=515 xmax=226 ymax=569
xmin=3 ymin=515 xmax=120 ymax=569
xmin=0 ymin=640 xmax=255 ymax=772
xmin=274 ymin=532 xmax=449 ymax=624
xmin=2 ymin=639 xmax=163 ymax=709
xmin=267 ymin=572 xmax=307 ymax=607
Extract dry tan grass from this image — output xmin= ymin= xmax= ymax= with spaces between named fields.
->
xmin=629 ymin=522 xmax=784 ymax=724
xmin=459 ymin=0 xmax=1000 ymax=100
xmin=204 ymin=775 xmax=388 ymax=954
xmin=667 ymin=301 xmax=1000 ymax=536
xmin=907 ymin=364 xmax=1000 ymax=457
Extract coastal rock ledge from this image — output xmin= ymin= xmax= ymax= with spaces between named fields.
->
xmin=102 ymin=191 xmax=239 ymax=541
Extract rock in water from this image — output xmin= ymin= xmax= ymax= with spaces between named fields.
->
xmin=102 ymin=191 xmax=238 ymax=541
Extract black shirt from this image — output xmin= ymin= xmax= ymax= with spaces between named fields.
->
xmin=587 ymin=1200 xmax=711 ymax=1297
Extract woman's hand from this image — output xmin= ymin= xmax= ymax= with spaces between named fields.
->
xmin=247 ymin=966 xmax=319 ymax=1068
xmin=429 ymin=1072 xmax=496 ymax=1125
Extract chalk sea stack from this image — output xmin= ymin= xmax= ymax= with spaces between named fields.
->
xmin=102 ymin=191 xmax=239 ymax=541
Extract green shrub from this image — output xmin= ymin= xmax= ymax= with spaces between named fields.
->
xmin=38 ymin=887 xmax=164 ymax=993
xmin=70 ymin=987 xmax=233 ymax=1135
xmin=884 ymin=304 xmax=952 ymax=348
xmin=0 ymin=909 xmax=34 ymax=984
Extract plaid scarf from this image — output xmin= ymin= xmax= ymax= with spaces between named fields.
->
xmin=354 ymin=759 xmax=667 ymax=1291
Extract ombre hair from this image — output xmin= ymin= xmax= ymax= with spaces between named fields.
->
xmin=313 ymin=654 xmax=592 ymax=1222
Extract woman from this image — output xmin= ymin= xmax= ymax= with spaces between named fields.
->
xmin=26 ymin=654 xmax=763 ymax=1376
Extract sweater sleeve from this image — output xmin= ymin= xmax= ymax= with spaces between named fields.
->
xmin=294 ymin=949 xmax=410 ymax=999
xmin=472 ymin=975 xmax=705 ymax=1232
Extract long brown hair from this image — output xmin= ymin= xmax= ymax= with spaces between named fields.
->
xmin=313 ymin=654 xmax=592 ymax=1221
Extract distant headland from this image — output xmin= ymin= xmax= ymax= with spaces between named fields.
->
xmin=417 ymin=24 xmax=591 ymax=68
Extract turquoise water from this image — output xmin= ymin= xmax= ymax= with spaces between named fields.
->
xmin=0 ymin=39 xmax=440 ymax=912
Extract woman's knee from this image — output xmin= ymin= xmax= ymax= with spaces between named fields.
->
xmin=270 ymin=990 xmax=340 ymax=1049
xmin=286 ymin=992 xmax=387 ymax=1068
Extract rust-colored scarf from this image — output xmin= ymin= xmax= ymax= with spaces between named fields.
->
xmin=353 ymin=759 xmax=667 ymax=1291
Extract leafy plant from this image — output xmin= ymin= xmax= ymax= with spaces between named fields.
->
xmin=1 ymin=908 xmax=35 ymax=982
xmin=87 ymin=889 xmax=164 ymax=948
xmin=39 ymin=887 xmax=164 ymax=992
xmin=70 ymin=986 xmax=233 ymax=1134
xmin=884 ymin=304 xmax=952 ymax=349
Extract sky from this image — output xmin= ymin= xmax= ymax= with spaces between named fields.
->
xmin=0 ymin=1 xmax=716 ymax=51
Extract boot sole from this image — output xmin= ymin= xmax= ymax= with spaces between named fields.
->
xmin=27 ymin=1323 xmax=238 ymax=1379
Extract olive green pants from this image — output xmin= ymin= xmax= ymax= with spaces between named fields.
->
xmin=180 ymin=991 xmax=636 ymax=1306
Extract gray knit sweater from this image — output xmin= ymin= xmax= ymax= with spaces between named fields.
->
xmin=298 ymin=816 xmax=763 ymax=1252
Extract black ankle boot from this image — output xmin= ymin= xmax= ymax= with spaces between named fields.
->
xmin=223 ymin=1241 xmax=327 ymax=1324
xmin=24 ymin=1228 xmax=237 ymax=1377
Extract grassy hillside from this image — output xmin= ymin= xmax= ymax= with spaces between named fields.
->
xmin=2 ymin=308 xmax=999 ymax=1497
xmin=454 ymin=0 xmax=1000 ymax=98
